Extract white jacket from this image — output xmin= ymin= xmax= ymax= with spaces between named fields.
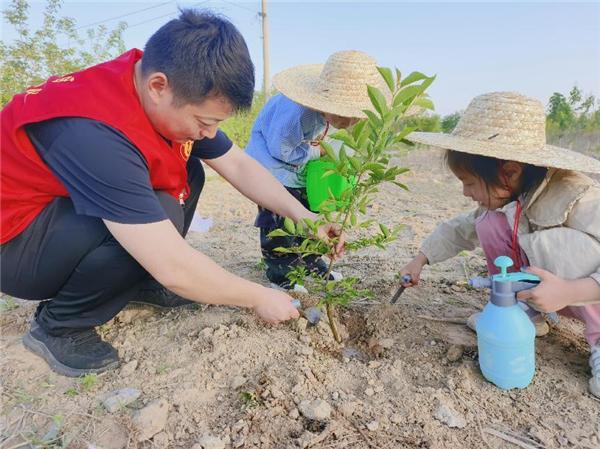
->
xmin=420 ymin=169 xmax=600 ymax=304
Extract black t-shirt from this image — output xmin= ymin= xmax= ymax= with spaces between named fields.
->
xmin=26 ymin=117 xmax=232 ymax=224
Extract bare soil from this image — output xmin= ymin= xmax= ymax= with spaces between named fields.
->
xmin=2 ymin=148 xmax=599 ymax=449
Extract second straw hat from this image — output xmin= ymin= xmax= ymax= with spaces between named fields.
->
xmin=273 ymin=50 xmax=388 ymax=119
xmin=407 ymin=91 xmax=600 ymax=174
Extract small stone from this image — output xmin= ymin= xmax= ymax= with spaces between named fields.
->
xmin=446 ymin=345 xmax=464 ymax=362
xmin=299 ymin=335 xmax=311 ymax=344
xmin=232 ymin=435 xmax=245 ymax=448
xmin=331 ymin=391 xmax=339 ymax=401
xmin=132 ymin=399 xmax=169 ymax=441
xmin=121 ymin=360 xmax=138 ymax=376
xmin=390 ymin=413 xmax=403 ymax=424
xmin=365 ymin=388 xmax=375 ymax=397
xmin=368 ymin=361 xmax=381 ymax=369
xmin=298 ymin=399 xmax=332 ymax=421
xmin=366 ymin=420 xmax=379 ymax=431
xmin=101 ymin=388 xmax=141 ymax=413
xmin=379 ymin=338 xmax=394 ymax=349
xmin=430 ymin=340 xmax=437 ymax=346
xmin=299 ymin=346 xmax=313 ymax=356
xmin=434 ymin=402 xmax=466 ymax=429
xmin=230 ymin=375 xmax=247 ymax=389
xmin=213 ymin=325 xmax=228 ymax=337
xmin=271 ymin=388 xmax=283 ymax=399
xmin=200 ymin=327 xmax=213 ymax=337
xmin=374 ymin=386 xmax=384 ymax=393
xmin=338 ymin=401 xmax=357 ymax=417
xmin=295 ymin=318 xmax=308 ymax=333
xmin=231 ymin=419 xmax=247 ymax=434
xmin=196 ymin=434 xmax=225 ymax=449
xmin=152 ymin=431 xmax=169 ymax=447
xmin=288 ymin=408 xmax=300 ymax=419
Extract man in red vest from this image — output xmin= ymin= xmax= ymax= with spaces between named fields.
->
xmin=0 ymin=10 xmax=343 ymax=376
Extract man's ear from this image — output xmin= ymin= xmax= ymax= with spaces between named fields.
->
xmin=145 ymin=72 xmax=169 ymax=103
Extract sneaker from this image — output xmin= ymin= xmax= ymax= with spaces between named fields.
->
xmin=270 ymin=282 xmax=309 ymax=294
xmin=590 ymin=342 xmax=600 ymax=398
xmin=131 ymin=286 xmax=195 ymax=309
xmin=22 ymin=321 xmax=119 ymax=377
xmin=307 ymin=257 xmax=343 ymax=281
xmin=466 ymin=312 xmax=550 ymax=337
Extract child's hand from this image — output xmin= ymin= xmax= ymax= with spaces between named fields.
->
xmin=516 ymin=266 xmax=574 ymax=312
xmin=399 ymin=252 xmax=429 ymax=287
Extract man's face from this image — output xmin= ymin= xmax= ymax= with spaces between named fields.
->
xmin=140 ymin=71 xmax=234 ymax=143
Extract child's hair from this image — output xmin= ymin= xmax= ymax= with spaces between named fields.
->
xmin=445 ymin=150 xmax=548 ymax=200
xmin=141 ymin=9 xmax=255 ymax=112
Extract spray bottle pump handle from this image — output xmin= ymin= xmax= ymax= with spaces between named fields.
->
xmin=494 ymin=256 xmax=514 ymax=278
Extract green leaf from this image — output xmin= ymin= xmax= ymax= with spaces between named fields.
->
xmin=283 ymin=217 xmax=296 ymax=234
xmin=367 ymin=85 xmax=388 ymax=116
xmin=413 ymin=96 xmax=435 ymax=110
xmin=379 ymin=223 xmax=390 ymax=237
xmin=350 ymin=212 xmax=357 ymax=226
xmin=348 ymin=156 xmax=361 ymax=172
xmin=363 ymin=109 xmax=382 ymax=128
xmin=400 ymin=71 xmax=428 ymax=87
xmin=392 ymin=181 xmax=409 ymax=190
xmin=392 ymin=85 xmax=422 ymax=108
xmin=395 ymin=68 xmax=402 ymax=86
xmin=320 ymin=141 xmax=337 ymax=161
xmin=331 ymin=129 xmax=356 ymax=149
xmin=339 ymin=147 xmax=348 ymax=165
xmin=267 ymin=229 xmax=289 ymax=238
xmin=377 ymin=66 xmax=395 ymax=92
xmin=351 ymin=120 xmax=367 ymax=140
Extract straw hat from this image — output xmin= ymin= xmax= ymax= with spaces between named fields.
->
xmin=273 ymin=50 xmax=389 ymax=119
xmin=407 ymin=92 xmax=600 ymax=174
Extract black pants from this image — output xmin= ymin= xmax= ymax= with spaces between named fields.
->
xmin=0 ymin=157 xmax=205 ymax=335
xmin=256 ymin=187 xmax=321 ymax=285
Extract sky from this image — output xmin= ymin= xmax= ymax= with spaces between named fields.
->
xmin=1 ymin=0 xmax=599 ymax=115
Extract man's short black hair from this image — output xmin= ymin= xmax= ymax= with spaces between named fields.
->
xmin=142 ymin=9 xmax=255 ymax=111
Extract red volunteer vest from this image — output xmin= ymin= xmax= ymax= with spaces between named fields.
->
xmin=0 ymin=49 xmax=192 ymax=244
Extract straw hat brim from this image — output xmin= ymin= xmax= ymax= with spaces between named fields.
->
xmin=273 ymin=64 xmax=386 ymax=119
xmin=407 ymin=131 xmax=600 ymax=174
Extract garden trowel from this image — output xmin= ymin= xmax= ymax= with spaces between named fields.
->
xmin=291 ymin=299 xmax=322 ymax=325
xmin=390 ymin=274 xmax=412 ymax=304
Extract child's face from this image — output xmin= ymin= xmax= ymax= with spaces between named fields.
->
xmin=322 ymin=113 xmax=359 ymax=129
xmin=453 ymin=169 xmax=512 ymax=210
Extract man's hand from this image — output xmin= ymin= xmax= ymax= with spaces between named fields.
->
xmin=517 ymin=266 xmax=575 ymax=313
xmin=316 ymin=222 xmax=345 ymax=260
xmin=252 ymin=287 xmax=300 ymax=324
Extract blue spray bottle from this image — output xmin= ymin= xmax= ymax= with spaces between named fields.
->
xmin=468 ymin=256 xmax=539 ymax=389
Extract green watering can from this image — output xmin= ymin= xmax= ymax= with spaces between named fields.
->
xmin=305 ymin=159 xmax=356 ymax=212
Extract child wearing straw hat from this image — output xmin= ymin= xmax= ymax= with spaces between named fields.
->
xmin=246 ymin=50 xmax=386 ymax=290
xmin=398 ymin=91 xmax=600 ymax=397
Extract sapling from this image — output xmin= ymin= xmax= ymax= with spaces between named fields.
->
xmin=268 ymin=68 xmax=436 ymax=342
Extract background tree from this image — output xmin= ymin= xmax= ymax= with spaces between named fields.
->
xmin=440 ymin=112 xmax=461 ymax=133
xmin=1 ymin=0 xmax=126 ymax=106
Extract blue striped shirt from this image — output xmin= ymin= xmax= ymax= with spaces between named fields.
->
xmin=245 ymin=94 xmax=326 ymax=188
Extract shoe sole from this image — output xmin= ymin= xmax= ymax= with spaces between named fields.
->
xmin=22 ymin=331 xmax=119 ymax=378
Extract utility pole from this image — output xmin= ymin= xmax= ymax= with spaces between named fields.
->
xmin=261 ymin=0 xmax=270 ymax=100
